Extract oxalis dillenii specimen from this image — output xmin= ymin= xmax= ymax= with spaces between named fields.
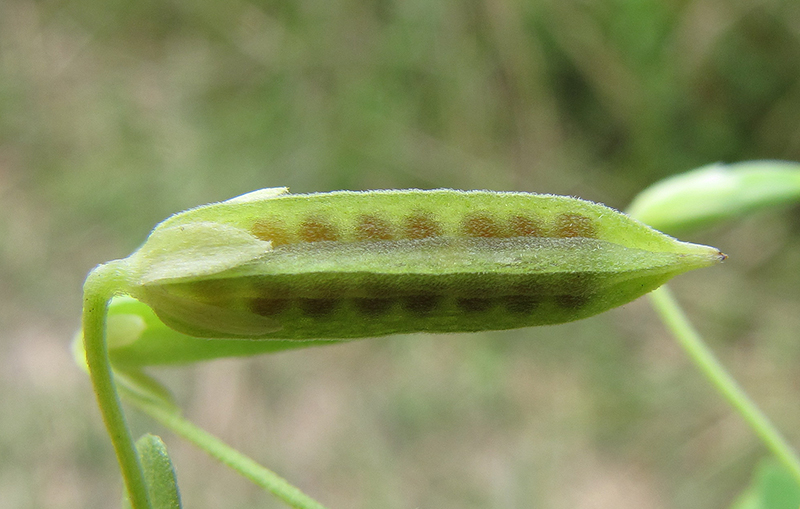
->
xmin=80 ymin=187 xmax=725 ymax=509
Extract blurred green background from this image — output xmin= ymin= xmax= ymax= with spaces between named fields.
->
xmin=2 ymin=0 xmax=800 ymax=508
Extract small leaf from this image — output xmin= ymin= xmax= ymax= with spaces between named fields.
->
xmin=104 ymin=296 xmax=340 ymax=368
xmin=627 ymin=160 xmax=800 ymax=234
xmin=730 ymin=459 xmax=800 ymax=509
xmin=135 ymin=434 xmax=182 ymax=509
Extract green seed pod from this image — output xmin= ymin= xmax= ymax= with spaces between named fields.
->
xmin=627 ymin=160 xmax=800 ymax=234
xmin=114 ymin=188 xmax=725 ymax=340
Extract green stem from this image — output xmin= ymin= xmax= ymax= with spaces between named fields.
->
xmin=124 ymin=391 xmax=330 ymax=509
xmin=648 ymin=285 xmax=800 ymax=483
xmin=83 ymin=262 xmax=152 ymax=509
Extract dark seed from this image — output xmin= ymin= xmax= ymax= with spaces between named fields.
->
xmin=251 ymin=298 xmax=291 ymax=316
xmin=403 ymin=295 xmax=441 ymax=315
xmin=504 ymin=295 xmax=540 ymax=314
xmin=456 ymin=297 xmax=494 ymax=312
xmin=555 ymin=213 xmax=597 ymax=238
xmin=356 ymin=215 xmax=394 ymax=241
xmin=404 ymin=213 xmax=442 ymax=239
xmin=508 ymin=215 xmax=544 ymax=237
xmin=554 ymin=294 xmax=589 ymax=309
xmin=252 ymin=218 xmax=291 ymax=246
xmin=298 ymin=298 xmax=338 ymax=316
xmin=300 ymin=217 xmax=339 ymax=242
xmin=463 ymin=213 xmax=502 ymax=238
xmin=353 ymin=297 xmax=394 ymax=316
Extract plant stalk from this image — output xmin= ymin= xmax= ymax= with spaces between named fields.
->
xmin=125 ymin=392 xmax=330 ymax=509
xmin=648 ymin=285 xmax=800 ymax=483
xmin=83 ymin=262 xmax=152 ymax=509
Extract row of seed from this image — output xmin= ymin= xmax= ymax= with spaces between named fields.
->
xmin=251 ymin=211 xmax=598 ymax=246
xmin=249 ymin=291 xmax=592 ymax=320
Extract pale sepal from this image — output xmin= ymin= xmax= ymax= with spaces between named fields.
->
xmin=223 ymin=187 xmax=289 ymax=204
xmin=128 ymin=222 xmax=272 ymax=286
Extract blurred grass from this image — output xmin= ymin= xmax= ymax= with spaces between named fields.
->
xmin=2 ymin=0 xmax=800 ymax=507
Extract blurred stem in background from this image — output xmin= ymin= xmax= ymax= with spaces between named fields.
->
xmin=649 ymin=286 xmax=800 ymax=485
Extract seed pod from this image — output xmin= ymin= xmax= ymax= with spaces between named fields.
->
xmin=627 ymin=160 xmax=800 ymax=234
xmin=117 ymin=188 xmax=725 ymax=340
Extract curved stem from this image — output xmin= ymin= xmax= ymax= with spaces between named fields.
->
xmin=124 ymin=391 xmax=330 ymax=509
xmin=83 ymin=262 xmax=152 ymax=509
xmin=648 ymin=285 xmax=800 ymax=483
